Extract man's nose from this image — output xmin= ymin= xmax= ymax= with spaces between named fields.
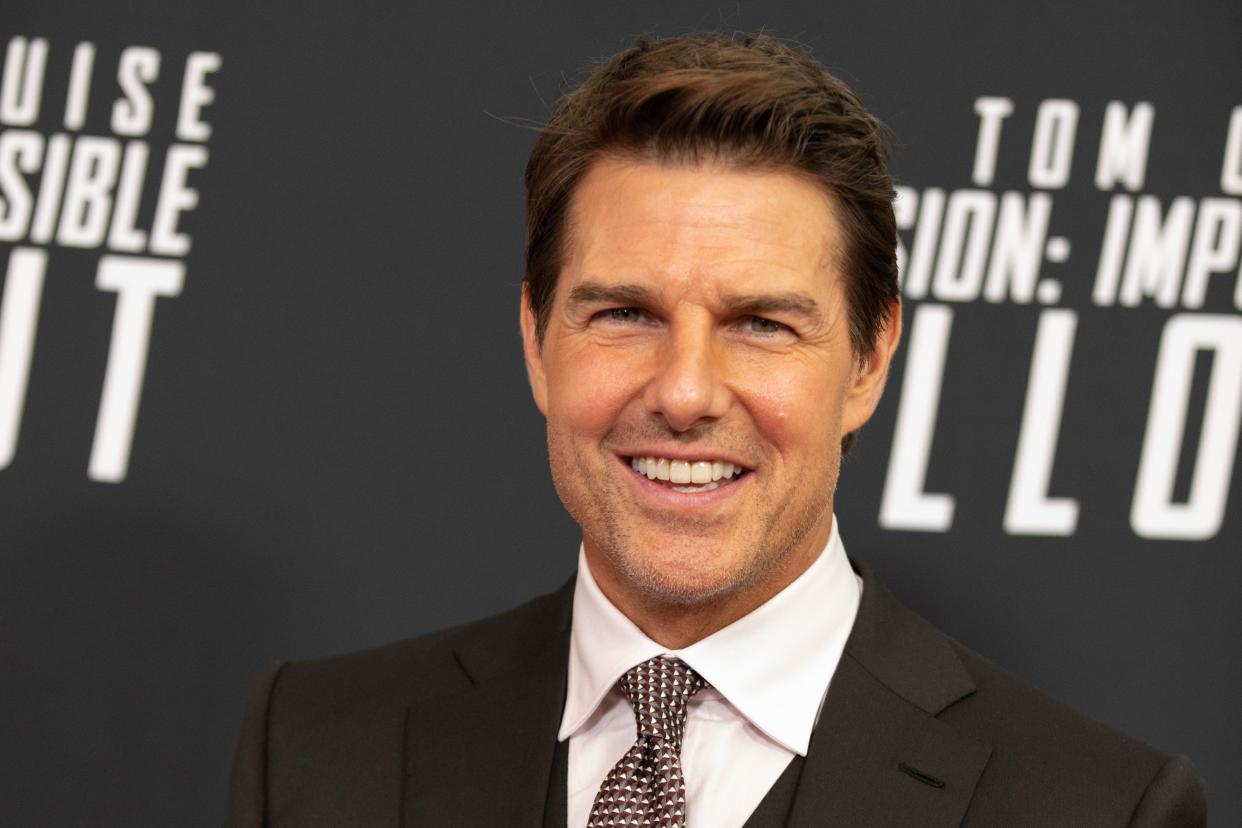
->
xmin=644 ymin=322 xmax=731 ymax=432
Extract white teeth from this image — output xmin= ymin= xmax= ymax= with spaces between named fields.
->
xmin=690 ymin=461 xmax=712 ymax=484
xmin=630 ymin=455 xmax=745 ymax=486
xmin=670 ymin=460 xmax=691 ymax=484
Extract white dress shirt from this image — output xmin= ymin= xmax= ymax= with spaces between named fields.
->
xmin=558 ymin=517 xmax=862 ymax=828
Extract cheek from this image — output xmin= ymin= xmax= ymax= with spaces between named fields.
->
xmin=547 ymin=346 xmax=645 ymax=437
xmin=737 ymin=369 xmax=846 ymax=451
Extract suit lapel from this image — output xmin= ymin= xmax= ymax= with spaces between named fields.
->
xmin=399 ymin=562 xmax=991 ymax=826
xmin=402 ymin=580 xmax=574 ymax=827
xmin=787 ymin=562 xmax=992 ymax=827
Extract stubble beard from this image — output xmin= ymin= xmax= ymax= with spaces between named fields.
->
xmin=546 ymin=421 xmax=841 ymax=611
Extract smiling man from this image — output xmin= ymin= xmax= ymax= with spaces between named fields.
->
xmin=524 ymin=158 xmax=892 ymax=651
xmin=228 ymin=33 xmax=1205 ymax=827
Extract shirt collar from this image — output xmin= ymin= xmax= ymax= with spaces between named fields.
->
xmin=557 ymin=517 xmax=861 ymax=756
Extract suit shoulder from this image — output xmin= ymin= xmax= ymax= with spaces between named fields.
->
xmin=270 ymin=581 xmax=571 ymax=717
xmin=847 ymin=566 xmax=1204 ymax=824
xmin=948 ymin=638 xmax=1163 ymax=760
xmin=235 ymin=582 xmax=570 ymax=821
xmin=943 ymin=639 xmax=1203 ymax=824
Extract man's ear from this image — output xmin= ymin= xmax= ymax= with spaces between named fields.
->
xmin=520 ymin=285 xmax=549 ymax=416
xmin=842 ymin=297 xmax=902 ymax=434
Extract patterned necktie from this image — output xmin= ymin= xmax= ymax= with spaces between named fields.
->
xmin=587 ymin=656 xmax=708 ymax=827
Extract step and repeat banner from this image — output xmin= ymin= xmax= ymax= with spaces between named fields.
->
xmin=2 ymin=1 xmax=1238 ymax=824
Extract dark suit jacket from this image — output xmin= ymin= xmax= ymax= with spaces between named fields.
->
xmin=227 ymin=560 xmax=1206 ymax=826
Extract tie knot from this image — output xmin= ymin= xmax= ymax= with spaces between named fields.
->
xmin=618 ymin=656 xmax=707 ymax=746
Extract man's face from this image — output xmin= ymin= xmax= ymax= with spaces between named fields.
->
xmin=521 ymin=158 xmax=898 ymax=618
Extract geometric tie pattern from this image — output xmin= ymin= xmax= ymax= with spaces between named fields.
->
xmin=587 ymin=656 xmax=708 ymax=827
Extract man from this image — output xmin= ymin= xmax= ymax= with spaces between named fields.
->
xmin=228 ymin=33 xmax=1205 ymax=826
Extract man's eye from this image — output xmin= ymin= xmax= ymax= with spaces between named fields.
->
xmin=603 ymin=307 xmax=643 ymax=323
xmin=748 ymin=316 xmax=786 ymax=334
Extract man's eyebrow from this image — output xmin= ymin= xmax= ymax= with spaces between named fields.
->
xmin=565 ymin=281 xmax=659 ymax=307
xmin=720 ymin=292 xmax=822 ymax=318
xmin=565 ymin=282 xmax=823 ymax=319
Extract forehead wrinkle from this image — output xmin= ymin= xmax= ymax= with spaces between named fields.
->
xmin=575 ymin=221 xmax=823 ymax=286
xmin=561 ymin=157 xmax=849 ymax=308
xmin=576 ymin=160 xmax=827 ymax=243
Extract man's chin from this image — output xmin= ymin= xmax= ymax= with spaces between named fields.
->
xmin=601 ymin=543 xmax=764 ymax=609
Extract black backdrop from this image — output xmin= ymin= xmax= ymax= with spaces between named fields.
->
xmin=2 ymin=1 xmax=1239 ymax=824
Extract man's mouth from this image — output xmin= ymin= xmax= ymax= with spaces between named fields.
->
xmin=627 ymin=456 xmax=749 ymax=493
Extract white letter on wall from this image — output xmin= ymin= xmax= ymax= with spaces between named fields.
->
xmin=1004 ymin=309 xmax=1080 ymax=535
xmin=1181 ymin=197 xmax=1242 ymax=308
xmin=880 ymin=303 xmax=956 ymax=531
xmin=0 ymin=36 xmax=48 ymax=126
xmin=1132 ymin=314 xmax=1242 ymax=540
xmin=1028 ymin=99 xmax=1079 ymax=189
xmin=0 ymin=247 xmax=46 ymax=469
xmin=1094 ymin=101 xmax=1154 ymax=191
xmin=63 ymin=41 xmax=96 ymax=130
xmin=0 ymin=129 xmax=43 ymax=240
xmin=972 ymin=97 xmax=1014 ymax=186
xmin=149 ymin=144 xmax=207 ymax=256
xmin=1222 ymin=107 xmax=1242 ymax=196
xmin=89 ymin=255 xmax=184 ymax=482
xmin=111 ymin=46 xmax=160 ymax=136
xmin=176 ymin=52 xmax=221 ymax=141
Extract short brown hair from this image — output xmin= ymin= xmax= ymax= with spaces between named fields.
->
xmin=523 ymin=32 xmax=900 ymax=362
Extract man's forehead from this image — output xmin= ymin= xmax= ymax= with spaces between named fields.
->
xmin=558 ymin=158 xmax=848 ymax=304
xmin=568 ymin=156 xmax=842 ymax=232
